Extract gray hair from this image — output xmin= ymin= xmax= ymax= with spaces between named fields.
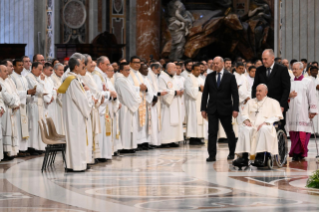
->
xmin=263 ymin=49 xmax=275 ymax=57
xmin=54 ymin=63 xmax=64 ymax=70
xmin=70 ymin=52 xmax=85 ymax=62
xmin=293 ymin=61 xmax=304 ymax=70
xmin=83 ymin=54 xmax=92 ymax=66
xmin=96 ymin=56 xmax=109 ymax=66
xmin=259 ymin=83 xmax=268 ymax=91
xmin=214 ymin=56 xmax=224 ymax=63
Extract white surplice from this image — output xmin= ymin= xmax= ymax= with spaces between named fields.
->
xmin=175 ymin=75 xmax=186 ymax=122
xmin=51 ymin=72 xmax=64 ymax=134
xmin=147 ymin=70 xmax=161 ymax=146
xmin=158 ymin=71 xmax=184 ymax=144
xmin=246 ymin=75 xmax=254 ymax=98
xmin=128 ymin=68 xmax=153 ymax=145
xmin=92 ymin=67 xmax=113 ymax=159
xmin=43 ymin=76 xmax=58 ymax=127
xmin=185 ymin=73 xmax=205 ymax=138
xmin=0 ymin=78 xmax=19 ymax=156
xmin=235 ymin=97 xmax=283 ymax=156
xmin=25 ymin=73 xmax=46 ymax=150
xmin=114 ymin=72 xmax=141 ymax=149
xmin=286 ymin=77 xmax=318 ymax=134
xmin=62 ymin=72 xmax=92 ymax=171
xmin=81 ymin=71 xmax=102 ymax=160
xmin=10 ymin=72 xmax=31 ymax=151
xmin=311 ymin=76 xmax=319 ymax=134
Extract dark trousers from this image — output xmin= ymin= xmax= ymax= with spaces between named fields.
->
xmin=208 ymin=112 xmax=237 ymax=158
xmin=279 ymin=110 xmax=287 ymax=134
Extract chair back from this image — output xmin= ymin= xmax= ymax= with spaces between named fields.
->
xmin=46 ymin=118 xmax=55 ymax=137
xmin=38 ymin=120 xmax=54 ymax=145
xmin=41 ymin=119 xmax=50 ymax=139
xmin=47 ymin=117 xmax=60 ymax=137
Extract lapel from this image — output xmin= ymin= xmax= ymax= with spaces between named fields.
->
xmin=268 ymin=63 xmax=277 ymax=81
xmin=260 ymin=66 xmax=268 ymax=82
xmin=218 ymin=71 xmax=227 ymax=90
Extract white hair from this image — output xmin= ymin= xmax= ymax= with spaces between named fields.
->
xmin=258 ymin=83 xmax=268 ymax=91
xmin=70 ymin=52 xmax=85 ymax=61
xmin=54 ymin=63 xmax=64 ymax=70
xmin=293 ymin=61 xmax=304 ymax=70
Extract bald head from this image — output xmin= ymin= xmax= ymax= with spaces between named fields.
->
xmin=256 ymin=84 xmax=268 ymax=101
xmin=0 ymin=65 xmax=8 ymax=80
xmin=262 ymin=49 xmax=275 ymax=68
xmin=213 ymin=56 xmax=224 ymax=72
xmin=166 ymin=62 xmax=176 ymax=75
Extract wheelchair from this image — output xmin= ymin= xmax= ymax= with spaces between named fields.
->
xmin=234 ymin=121 xmax=288 ymax=170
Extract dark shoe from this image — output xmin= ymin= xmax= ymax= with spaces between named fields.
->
xmin=65 ymin=168 xmax=85 ymax=172
xmin=159 ymin=144 xmax=170 ymax=148
xmin=227 ymin=154 xmax=235 ymax=160
xmin=206 ymin=157 xmax=216 ymax=162
xmin=232 ymin=157 xmax=249 ymax=168
xmin=2 ymin=152 xmax=15 ymax=161
xmin=98 ymin=158 xmax=108 ymax=162
xmin=169 ymin=143 xmax=179 ymax=148
xmin=94 ymin=158 xmax=100 ymax=163
xmin=113 ymin=152 xmax=119 ymax=156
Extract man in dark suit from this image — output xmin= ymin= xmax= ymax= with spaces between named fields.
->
xmin=201 ymin=57 xmax=239 ymax=162
xmin=252 ymin=49 xmax=291 ymax=131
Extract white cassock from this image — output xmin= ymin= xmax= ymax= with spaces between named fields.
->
xmin=43 ymin=76 xmax=58 ymax=126
xmin=25 ymin=73 xmax=46 ymax=151
xmin=92 ymin=67 xmax=113 ymax=159
xmin=81 ymin=72 xmax=102 ymax=160
xmin=0 ymin=78 xmax=19 ymax=156
xmin=234 ymin=72 xmax=250 ymax=123
xmin=158 ymin=71 xmax=184 ymax=144
xmin=21 ymin=68 xmax=31 ymax=77
xmin=199 ymin=73 xmax=208 ymax=139
xmin=175 ymin=75 xmax=186 ymax=122
xmin=311 ymin=76 xmax=319 ymax=134
xmin=180 ymin=70 xmax=190 ymax=79
xmin=246 ymin=75 xmax=254 ymax=98
xmin=61 ymin=72 xmax=92 ymax=171
xmin=128 ymin=68 xmax=153 ymax=145
xmin=107 ymin=76 xmax=123 ymax=152
xmin=51 ymin=72 xmax=64 ymax=134
xmin=147 ymin=70 xmax=161 ymax=146
xmin=235 ymin=97 xmax=283 ymax=156
xmin=114 ymin=72 xmax=142 ymax=149
xmin=0 ymin=92 xmax=6 ymax=159
xmin=286 ymin=77 xmax=318 ymax=134
xmin=185 ymin=73 xmax=205 ymax=138
xmin=10 ymin=72 xmax=31 ymax=151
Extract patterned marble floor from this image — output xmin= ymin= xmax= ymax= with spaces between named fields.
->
xmin=1 ymin=139 xmax=319 ymax=212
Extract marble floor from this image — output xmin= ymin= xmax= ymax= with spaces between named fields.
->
xmin=1 ymin=139 xmax=319 ymax=212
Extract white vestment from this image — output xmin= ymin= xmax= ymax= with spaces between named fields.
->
xmin=246 ymin=75 xmax=254 ymax=98
xmin=21 ymin=68 xmax=31 ymax=77
xmin=286 ymin=77 xmax=318 ymax=134
xmin=311 ymin=76 xmax=319 ymax=134
xmin=92 ymin=67 xmax=113 ymax=159
xmin=62 ymin=72 xmax=92 ymax=171
xmin=114 ymin=72 xmax=141 ymax=149
xmin=43 ymin=76 xmax=58 ymax=127
xmin=81 ymin=72 xmax=102 ymax=160
xmin=175 ymin=75 xmax=186 ymax=122
xmin=25 ymin=73 xmax=46 ymax=150
xmin=0 ymin=78 xmax=19 ymax=156
xmin=10 ymin=72 xmax=31 ymax=151
xmin=147 ymin=70 xmax=161 ymax=146
xmin=0 ymin=92 xmax=6 ymax=159
xmin=158 ymin=72 xmax=184 ymax=144
xmin=51 ymin=72 xmax=64 ymax=134
xmin=235 ymin=97 xmax=283 ymax=156
xmin=185 ymin=73 xmax=205 ymax=138
xmin=128 ymin=69 xmax=153 ymax=145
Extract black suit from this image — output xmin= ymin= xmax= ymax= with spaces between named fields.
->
xmin=252 ymin=63 xmax=291 ymax=130
xmin=201 ymin=71 xmax=239 ymax=158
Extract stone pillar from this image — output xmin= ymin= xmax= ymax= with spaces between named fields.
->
xmin=45 ymin=0 xmax=54 ymax=60
xmin=136 ymin=0 xmax=161 ymax=60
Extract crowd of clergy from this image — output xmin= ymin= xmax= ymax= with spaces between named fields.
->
xmin=0 ymin=49 xmax=317 ymax=171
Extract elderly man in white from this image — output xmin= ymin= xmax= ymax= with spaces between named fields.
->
xmin=232 ymin=84 xmax=283 ymax=168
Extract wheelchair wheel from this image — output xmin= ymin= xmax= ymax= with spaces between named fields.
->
xmin=267 ymin=157 xmax=273 ymax=169
xmin=275 ymin=129 xmax=288 ymax=167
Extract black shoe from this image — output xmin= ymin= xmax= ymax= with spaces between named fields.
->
xmin=159 ymin=144 xmax=170 ymax=148
xmin=98 ymin=158 xmax=108 ymax=162
xmin=227 ymin=154 xmax=235 ymax=160
xmin=169 ymin=143 xmax=179 ymax=148
xmin=94 ymin=158 xmax=100 ymax=163
xmin=206 ymin=157 xmax=216 ymax=162
xmin=2 ymin=152 xmax=15 ymax=161
xmin=113 ymin=152 xmax=119 ymax=156
xmin=232 ymin=157 xmax=249 ymax=168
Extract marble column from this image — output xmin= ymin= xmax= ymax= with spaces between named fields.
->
xmin=45 ymin=0 xmax=54 ymax=60
xmin=136 ymin=0 xmax=161 ymax=60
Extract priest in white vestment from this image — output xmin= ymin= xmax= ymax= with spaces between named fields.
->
xmin=92 ymin=56 xmax=116 ymax=160
xmin=159 ymin=63 xmax=184 ymax=147
xmin=51 ymin=63 xmax=64 ymax=134
xmin=310 ymin=66 xmax=319 ymax=135
xmin=175 ymin=63 xmax=186 ymax=123
xmin=0 ymin=65 xmax=19 ymax=158
xmin=114 ymin=62 xmax=142 ymax=152
xmin=128 ymin=57 xmax=153 ymax=149
xmin=11 ymin=59 xmax=36 ymax=154
xmin=147 ymin=63 xmax=168 ymax=146
xmin=21 ymin=56 xmax=31 ymax=77
xmin=25 ymin=62 xmax=47 ymax=152
xmin=246 ymin=66 xmax=256 ymax=98
xmin=58 ymin=58 xmax=92 ymax=171
xmin=180 ymin=60 xmax=192 ymax=79
xmin=233 ymin=84 xmax=283 ymax=168
xmin=81 ymin=54 xmax=103 ymax=162
xmin=185 ymin=64 xmax=205 ymax=145
xmin=105 ymin=65 xmax=123 ymax=153
xmin=286 ymin=62 xmax=318 ymax=161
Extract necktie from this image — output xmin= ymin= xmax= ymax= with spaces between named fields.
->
xmin=217 ymin=72 xmax=221 ymax=87
xmin=267 ymin=68 xmax=271 ymax=77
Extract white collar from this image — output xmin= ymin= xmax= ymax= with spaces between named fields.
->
xmin=216 ymin=69 xmax=224 ymax=75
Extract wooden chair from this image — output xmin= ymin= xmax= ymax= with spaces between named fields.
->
xmin=39 ymin=119 xmax=66 ymax=172
xmin=46 ymin=117 xmax=66 ymax=141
